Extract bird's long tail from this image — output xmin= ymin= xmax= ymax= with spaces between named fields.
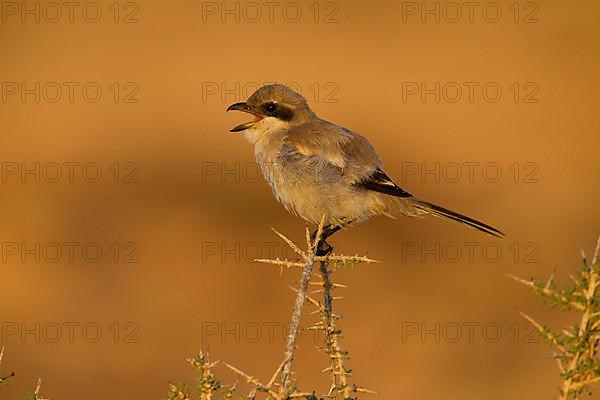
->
xmin=410 ymin=199 xmax=504 ymax=238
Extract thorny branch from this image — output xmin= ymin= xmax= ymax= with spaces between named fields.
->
xmin=165 ymin=224 xmax=378 ymax=399
xmin=0 ymin=347 xmax=15 ymax=384
xmin=279 ymin=220 xmax=325 ymax=394
xmin=511 ymin=236 xmax=600 ymax=400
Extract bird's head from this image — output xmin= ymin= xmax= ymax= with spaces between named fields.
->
xmin=227 ymin=84 xmax=315 ymax=139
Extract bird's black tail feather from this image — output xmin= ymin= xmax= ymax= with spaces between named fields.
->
xmin=411 ymin=199 xmax=505 ymax=238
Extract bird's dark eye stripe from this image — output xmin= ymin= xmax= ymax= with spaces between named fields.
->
xmin=276 ymin=106 xmax=294 ymax=121
xmin=263 ymin=102 xmax=294 ymax=121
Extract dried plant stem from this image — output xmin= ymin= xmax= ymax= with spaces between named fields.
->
xmin=0 ymin=347 xmax=15 ymax=384
xmin=559 ymin=254 xmax=599 ymax=400
xmin=513 ymin=236 xmax=600 ymax=400
xmin=279 ymin=222 xmax=325 ymax=395
xmin=319 ymin=259 xmax=351 ymax=399
xmin=320 ymin=260 xmax=334 ymax=325
xmin=169 ymin=225 xmax=377 ymax=400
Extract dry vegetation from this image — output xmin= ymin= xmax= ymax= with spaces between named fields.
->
xmin=166 ymin=220 xmax=378 ymax=400
xmin=510 ymin=236 xmax=600 ymax=399
xmin=2 ymin=233 xmax=599 ymax=399
xmin=0 ymin=347 xmax=47 ymax=400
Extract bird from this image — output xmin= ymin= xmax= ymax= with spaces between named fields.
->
xmin=226 ymin=84 xmax=504 ymax=255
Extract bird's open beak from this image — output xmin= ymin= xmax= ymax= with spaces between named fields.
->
xmin=226 ymin=102 xmax=264 ymax=132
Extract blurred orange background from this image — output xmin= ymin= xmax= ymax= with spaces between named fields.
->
xmin=1 ymin=0 xmax=599 ymax=398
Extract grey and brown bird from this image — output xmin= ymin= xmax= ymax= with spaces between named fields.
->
xmin=227 ymin=84 xmax=503 ymax=255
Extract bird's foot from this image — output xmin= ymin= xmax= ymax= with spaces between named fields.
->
xmin=316 ymin=240 xmax=334 ymax=257
xmin=310 ymin=225 xmax=341 ymax=257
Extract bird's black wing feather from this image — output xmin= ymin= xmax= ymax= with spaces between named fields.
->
xmin=356 ymin=169 xmax=505 ymax=238
xmin=355 ymin=168 xmax=412 ymax=198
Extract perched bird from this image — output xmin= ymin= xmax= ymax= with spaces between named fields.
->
xmin=227 ymin=84 xmax=503 ymax=254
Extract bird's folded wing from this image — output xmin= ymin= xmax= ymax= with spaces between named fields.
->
xmin=284 ymin=120 xmax=384 ymax=182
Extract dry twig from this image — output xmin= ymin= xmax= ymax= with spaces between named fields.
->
xmin=512 ymin=236 xmax=600 ymax=399
xmin=168 ymin=224 xmax=378 ymax=399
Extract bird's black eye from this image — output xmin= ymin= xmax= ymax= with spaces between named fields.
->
xmin=264 ymin=102 xmax=277 ymax=113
